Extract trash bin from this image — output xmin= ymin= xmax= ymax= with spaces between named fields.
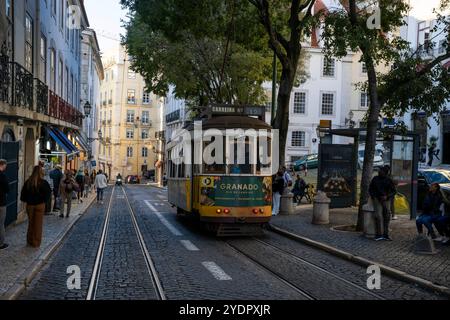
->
xmin=312 ymin=191 xmax=330 ymax=225
xmin=363 ymin=198 xmax=377 ymax=238
xmin=280 ymin=188 xmax=294 ymax=215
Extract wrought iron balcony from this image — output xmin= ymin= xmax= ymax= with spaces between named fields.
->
xmin=0 ymin=51 xmax=11 ymax=104
xmin=11 ymin=62 xmax=33 ymax=110
xmin=35 ymin=78 xmax=48 ymax=115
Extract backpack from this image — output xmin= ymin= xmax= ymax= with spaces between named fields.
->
xmin=63 ymin=179 xmax=73 ymax=194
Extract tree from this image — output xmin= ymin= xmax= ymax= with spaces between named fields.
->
xmin=121 ymin=0 xmax=272 ymax=107
xmin=247 ymin=0 xmax=317 ymax=166
xmin=321 ymin=0 xmax=450 ymax=230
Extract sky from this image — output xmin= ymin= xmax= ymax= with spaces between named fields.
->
xmin=84 ymin=0 xmax=446 ymax=53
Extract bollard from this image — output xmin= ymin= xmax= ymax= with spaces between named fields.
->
xmin=363 ymin=198 xmax=377 ymax=238
xmin=280 ymin=188 xmax=294 ymax=215
xmin=312 ymin=191 xmax=331 ymax=225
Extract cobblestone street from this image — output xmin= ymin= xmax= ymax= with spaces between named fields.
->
xmin=6 ymin=185 xmax=446 ymax=300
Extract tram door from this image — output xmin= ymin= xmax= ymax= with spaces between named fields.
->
xmin=0 ymin=141 xmax=19 ymax=226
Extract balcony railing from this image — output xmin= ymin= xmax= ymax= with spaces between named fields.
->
xmin=0 ymin=52 xmax=82 ymax=128
xmin=11 ymin=62 xmax=33 ymax=110
xmin=35 ymin=78 xmax=48 ymax=115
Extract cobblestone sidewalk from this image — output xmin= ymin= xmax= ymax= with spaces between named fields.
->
xmin=271 ymin=205 xmax=450 ymax=288
xmin=0 ymin=193 xmax=96 ymax=299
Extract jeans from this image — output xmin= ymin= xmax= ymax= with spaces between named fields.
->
xmin=0 ymin=206 xmax=6 ymax=246
xmin=53 ymin=188 xmax=61 ymax=211
xmin=373 ymin=198 xmax=391 ymax=237
xmin=272 ymin=193 xmax=281 ymax=216
xmin=416 ymin=214 xmax=435 ymax=235
xmin=97 ymin=188 xmax=105 ymax=201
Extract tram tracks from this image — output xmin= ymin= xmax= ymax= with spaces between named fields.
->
xmin=226 ymin=236 xmax=387 ymax=300
xmin=86 ymin=186 xmax=165 ymax=300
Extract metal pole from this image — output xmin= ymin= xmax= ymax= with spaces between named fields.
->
xmin=271 ymin=52 xmax=277 ymax=124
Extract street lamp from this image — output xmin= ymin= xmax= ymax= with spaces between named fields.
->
xmin=84 ymin=101 xmax=92 ymax=117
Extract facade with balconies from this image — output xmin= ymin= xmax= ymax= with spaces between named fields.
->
xmin=0 ymin=0 xmax=91 ymax=225
xmin=99 ymin=45 xmax=163 ymax=179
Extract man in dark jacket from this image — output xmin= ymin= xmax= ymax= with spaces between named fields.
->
xmin=50 ymin=165 xmax=63 ymax=212
xmin=416 ymin=183 xmax=445 ymax=240
xmin=0 ymin=159 xmax=10 ymax=250
xmin=369 ymin=166 xmax=397 ymax=241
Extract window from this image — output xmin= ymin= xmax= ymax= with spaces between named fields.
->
xmin=141 ymin=129 xmax=149 ymax=139
xmin=438 ymin=40 xmax=446 ymax=54
xmin=60 ymin=0 xmax=64 ymax=30
xmin=6 ymin=0 xmax=11 ymax=17
xmin=291 ymin=131 xmax=306 ymax=147
xmin=40 ymin=35 xmax=47 ymax=81
xmin=143 ymin=91 xmax=150 ymax=104
xmin=142 ymin=147 xmax=148 ymax=158
xmin=110 ymin=90 xmax=113 ymax=103
xmin=322 ymin=58 xmax=335 ymax=77
xmin=25 ymin=14 xmax=33 ymax=72
xmin=128 ymin=70 xmax=136 ymax=79
xmin=51 ymin=0 xmax=56 ymax=16
xmin=321 ymin=93 xmax=335 ymax=115
xmin=65 ymin=67 xmax=69 ymax=100
xmin=105 ymin=72 xmax=108 ymax=82
xmin=141 ymin=111 xmax=150 ymax=124
xmin=69 ymin=73 xmax=73 ymax=104
xmin=293 ymin=92 xmax=306 ymax=114
xmin=360 ymin=92 xmax=369 ymax=108
xmin=361 ymin=62 xmax=367 ymax=74
xmin=126 ymin=110 xmax=135 ymax=123
xmin=127 ymin=89 xmax=136 ymax=104
xmin=127 ymin=147 xmax=133 ymax=158
xmin=111 ymin=70 xmax=114 ymax=80
xmin=50 ymin=49 xmax=56 ymax=91
xmin=126 ymin=128 xmax=134 ymax=139
xmin=58 ymin=59 xmax=63 ymax=96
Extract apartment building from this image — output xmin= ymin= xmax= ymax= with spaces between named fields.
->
xmin=99 ymin=45 xmax=163 ymax=179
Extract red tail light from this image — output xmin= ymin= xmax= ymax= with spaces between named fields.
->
xmin=224 ymin=209 xmax=230 ymax=214
xmin=253 ymin=209 xmax=259 ymax=214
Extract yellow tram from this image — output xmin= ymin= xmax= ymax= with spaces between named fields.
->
xmin=166 ymin=105 xmax=274 ymax=236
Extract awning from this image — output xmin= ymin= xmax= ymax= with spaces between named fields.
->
xmin=45 ymin=127 xmax=79 ymax=157
xmin=72 ymin=131 xmax=90 ymax=152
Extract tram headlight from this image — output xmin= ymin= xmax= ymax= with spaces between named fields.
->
xmin=216 ymin=209 xmax=222 ymax=214
xmin=260 ymin=209 xmax=265 ymax=214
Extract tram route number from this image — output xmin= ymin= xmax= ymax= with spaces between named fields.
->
xmin=179 ymin=304 xmax=271 ymax=318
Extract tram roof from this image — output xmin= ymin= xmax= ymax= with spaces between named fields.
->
xmin=187 ymin=116 xmax=272 ymax=130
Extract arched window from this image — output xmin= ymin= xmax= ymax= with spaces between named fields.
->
xmin=1 ymin=128 xmax=15 ymax=142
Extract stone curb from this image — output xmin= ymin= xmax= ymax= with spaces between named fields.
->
xmin=0 ymin=195 xmax=96 ymax=300
xmin=268 ymin=223 xmax=450 ymax=298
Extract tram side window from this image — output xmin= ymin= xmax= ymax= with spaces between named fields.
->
xmin=228 ymin=138 xmax=253 ymax=175
xmin=257 ymin=136 xmax=272 ymax=175
xmin=203 ymin=138 xmax=226 ymax=174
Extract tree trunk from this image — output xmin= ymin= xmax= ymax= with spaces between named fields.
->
xmin=356 ymin=64 xmax=381 ymax=231
xmin=273 ymin=66 xmax=296 ymax=168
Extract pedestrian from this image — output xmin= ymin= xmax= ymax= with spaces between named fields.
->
xmin=0 ymin=159 xmax=10 ymax=250
xmin=292 ymin=174 xmax=307 ymax=205
xmin=428 ymin=143 xmax=437 ymax=167
xmin=272 ymin=170 xmax=285 ymax=216
xmin=94 ymin=170 xmax=108 ymax=204
xmin=75 ymin=169 xmax=85 ymax=203
xmin=369 ymin=166 xmax=397 ymax=241
xmin=20 ymin=166 xmax=52 ymax=248
xmin=281 ymin=166 xmax=293 ymax=188
xmin=49 ymin=164 xmax=63 ymax=212
xmin=84 ymin=169 xmax=91 ymax=197
xmin=59 ymin=171 xmax=78 ymax=218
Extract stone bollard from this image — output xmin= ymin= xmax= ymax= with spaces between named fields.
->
xmin=363 ymin=198 xmax=377 ymax=238
xmin=312 ymin=191 xmax=331 ymax=225
xmin=279 ymin=188 xmax=294 ymax=215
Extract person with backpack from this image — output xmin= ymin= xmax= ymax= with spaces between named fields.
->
xmin=49 ymin=164 xmax=63 ymax=212
xmin=20 ymin=166 xmax=52 ymax=247
xmin=59 ymin=171 xmax=79 ymax=218
xmin=75 ymin=169 xmax=85 ymax=203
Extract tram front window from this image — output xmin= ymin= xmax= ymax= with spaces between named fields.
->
xmin=228 ymin=139 xmax=253 ymax=175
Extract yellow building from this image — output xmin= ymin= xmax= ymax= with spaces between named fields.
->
xmin=99 ymin=45 xmax=163 ymax=180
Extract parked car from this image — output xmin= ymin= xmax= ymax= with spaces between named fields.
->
xmin=358 ymin=149 xmax=385 ymax=170
xmin=418 ymin=169 xmax=450 ymax=210
xmin=126 ymin=175 xmax=140 ymax=184
xmin=293 ymin=154 xmax=318 ymax=171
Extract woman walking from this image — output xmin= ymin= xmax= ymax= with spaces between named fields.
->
xmin=20 ymin=166 xmax=51 ymax=248
xmin=59 ymin=171 xmax=78 ymax=218
xmin=75 ymin=169 xmax=85 ymax=203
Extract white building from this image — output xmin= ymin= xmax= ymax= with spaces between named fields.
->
xmin=400 ymin=15 xmax=450 ymax=166
xmin=164 ymin=86 xmax=189 ymax=142
xmin=80 ymin=28 xmax=104 ymax=169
